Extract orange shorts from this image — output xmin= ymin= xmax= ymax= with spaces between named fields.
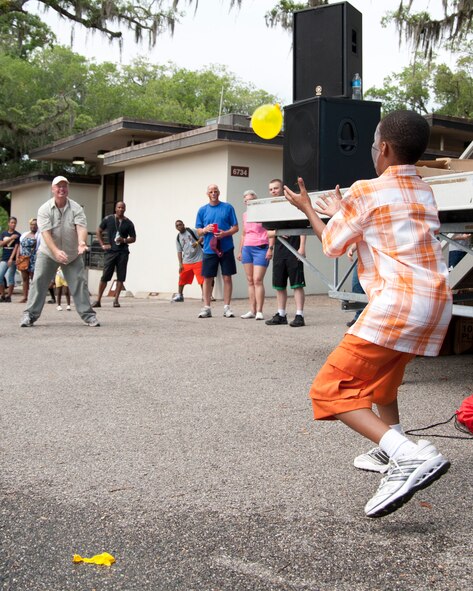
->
xmin=179 ymin=261 xmax=203 ymax=286
xmin=310 ymin=334 xmax=415 ymax=420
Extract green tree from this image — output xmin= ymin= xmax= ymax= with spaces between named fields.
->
xmin=0 ymin=48 xmax=277 ymax=181
xmin=0 ymin=0 xmax=191 ymax=57
xmin=432 ymin=49 xmax=473 ymax=118
xmin=365 ymin=57 xmax=433 ymax=114
xmin=384 ymin=1 xmax=473 ymax=60
xmin=264 ymin=1 xmax=326 ymax=30
xmin=0 ymin=46 xmax=89 ymax=173
xmin=365 ymin=48 xmax=473 ymax=118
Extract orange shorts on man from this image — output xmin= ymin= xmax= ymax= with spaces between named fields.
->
xmin=173 ymin=221 xmax=204 ymax=302
xmin=179 ymin=261 xmax=203 ymax=287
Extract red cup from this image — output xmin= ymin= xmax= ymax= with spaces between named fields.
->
xmin=212 ymin=223 xmax=218 ymax=233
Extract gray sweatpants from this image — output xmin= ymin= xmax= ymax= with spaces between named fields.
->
xmin=25 ymin=251 xmax=96 ymax=324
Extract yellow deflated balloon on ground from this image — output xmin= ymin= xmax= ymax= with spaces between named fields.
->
xmin=251 ymin=104 xmax=283 ymax=139
xmin=73 ymin=552 xmax=116 ymax=566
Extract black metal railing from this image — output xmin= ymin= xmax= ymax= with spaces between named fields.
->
xmin=84 ymin=232 xmax=106 ymax=269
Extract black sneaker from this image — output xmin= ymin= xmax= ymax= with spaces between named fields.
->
xmin=290 ymin=314 xmax=305 ymax=327
xmin=3 ymin=296 xmax=11 ymax=303
xmin=265 ymin=313 xmax=288 ymax=326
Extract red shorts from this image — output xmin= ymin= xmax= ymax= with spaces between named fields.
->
xmin=310 ymin=334 xmax=415 ymax=420
xmin=179 ymin=262 xmax=203 ymax=286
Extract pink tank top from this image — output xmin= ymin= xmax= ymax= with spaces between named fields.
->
xmin=243 ymin=212 xmax=268 ymax=246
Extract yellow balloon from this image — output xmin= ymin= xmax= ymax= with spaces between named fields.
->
xmin=251 ymin=104 xmax=283 ymax=140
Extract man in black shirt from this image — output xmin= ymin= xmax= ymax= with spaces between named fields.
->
xmin=265 ymin=179 xmax=306 ymax=327
xmin=92 ymin=202 xmax=136 ymax=308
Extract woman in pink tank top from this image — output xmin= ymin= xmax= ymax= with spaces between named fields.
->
xmin=237 ymin=190 xmax=274 ymax=320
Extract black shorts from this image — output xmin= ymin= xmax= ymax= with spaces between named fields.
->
xmin=272 ymin=255 xmax=305 ymax=290
xmin=101 ymin=250 xmax=129 ymax=283
xmin=201 ymin=248 xmax=237 ymax=277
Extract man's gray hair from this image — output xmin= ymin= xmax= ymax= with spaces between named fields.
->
xmin=243 ymin=190 xmax=257 ymax=198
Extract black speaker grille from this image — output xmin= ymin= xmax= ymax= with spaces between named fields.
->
xmin=288 ymin=109 xmax=317 ymax=167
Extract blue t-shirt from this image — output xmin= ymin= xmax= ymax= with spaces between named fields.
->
xmin=195 ymin=202 xmax=238 ymax=255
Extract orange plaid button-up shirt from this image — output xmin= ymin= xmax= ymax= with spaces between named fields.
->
xmin=322 ymin=165 xmax=452 ymax=356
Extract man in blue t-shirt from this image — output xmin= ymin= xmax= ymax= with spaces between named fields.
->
xmin=195 ymin=184 xmax=239 ymax=318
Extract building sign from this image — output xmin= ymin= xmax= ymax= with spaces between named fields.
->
xmin=231 ymin=166 xmax=249 ymax=177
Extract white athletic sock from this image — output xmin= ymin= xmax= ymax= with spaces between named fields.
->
xmin=379 ymin=429 xmax=418 ymax=460
xmin=296 ymin=310 xmax=304 ymax=316
xmin=278 ymin=309 xmax=286 ymax=317
xmin=389 ymin=423 xmax=405 ymax=435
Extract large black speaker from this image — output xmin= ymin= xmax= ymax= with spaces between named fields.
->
xmin=283 ymin=97 xmax=381 ymax=193
xmin=293 ymin=2 xmax=362 ymax=101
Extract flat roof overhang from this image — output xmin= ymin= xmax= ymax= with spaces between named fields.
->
xmin=103 ymin=124 xmax=283 ymax=167
xmin=28 ymin=117 xmax=196 ymax=164
xmin=0 ymin=173 xmax=101 ymax=192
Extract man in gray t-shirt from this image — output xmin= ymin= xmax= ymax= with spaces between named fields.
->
xmin=172 ymin=220 xmax=204 ymax=302
xmin=20 ymin=175 xmax=99 ymax=327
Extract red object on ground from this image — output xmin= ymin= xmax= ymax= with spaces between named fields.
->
xmin=456 ymin=394 xmax=473 ymax=434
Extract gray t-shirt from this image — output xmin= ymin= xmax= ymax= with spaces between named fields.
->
xmin=176 ymin=229 xmax=203 ymax=264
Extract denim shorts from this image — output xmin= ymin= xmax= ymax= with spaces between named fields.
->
xmin=0 ymin=260 xmax=17 ymax=287
xmin=241 ymin=245 xmax=270 ymax=267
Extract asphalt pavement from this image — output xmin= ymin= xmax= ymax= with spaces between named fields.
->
xmin=1 ymin=294 xmax=472 ymax=591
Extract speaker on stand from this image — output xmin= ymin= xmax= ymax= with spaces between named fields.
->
xmin=293 ymin=2 xmax=362 ymax=102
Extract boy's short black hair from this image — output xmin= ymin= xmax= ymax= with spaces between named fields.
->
xmin=379 ymin=110 xmax=430 ymax=164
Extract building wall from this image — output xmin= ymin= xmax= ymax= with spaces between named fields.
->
xmin=7 ymin=142 xmax=352 ymax=302
xmin=121 ymin=146 xmax=230 ymax=298
xmin=10 ymin=183 xmax=102 ymax=235
xmin=120 ymin=142 xmax=348 ymax=300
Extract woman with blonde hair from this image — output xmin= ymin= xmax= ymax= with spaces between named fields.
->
xmin=17 ymin=218 xmax=38 ymax=303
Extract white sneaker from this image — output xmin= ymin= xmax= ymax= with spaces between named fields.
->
xmin=364 ymin=440 xmax=450 ymax=518
xmin=66 ymin=305 xmax=71 ymax=311
xmin=57 ymin=305 xmax=63 ymax=311
xmin=198 ymin=307 xmax=212 ymax=318
xmin=223 ymin=306 xmax=234 ymax=318
xmin=20 ymin=312 xmax=33 ymax=327
xmin=354 ymin=447 xmax=390 ymax=474
xmin=241 ymin=311 xmax=255 ymax=319
xmin=255 ymin=312 xmax=264 ymax=321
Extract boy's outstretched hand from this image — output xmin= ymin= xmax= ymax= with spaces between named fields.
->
xmin=283 ymin=177 xmax=343 ymax=241
xmin=313 ymin=184 xmax=343 ymax=218
xmin=284 ymin=177 xmax=343 ymax=219
xmin=284 ymin=177 xmax=312 ymax=214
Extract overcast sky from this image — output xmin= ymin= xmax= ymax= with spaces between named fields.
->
xmin=38 ymin=0 xmax=448 ymax=107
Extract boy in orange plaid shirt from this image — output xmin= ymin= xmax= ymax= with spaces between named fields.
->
xmin=285 ymin=110 xmax=452 ymax=517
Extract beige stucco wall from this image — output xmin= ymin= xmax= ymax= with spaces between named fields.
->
xmin=6 ymin=140 xmax=352 ymax=303
xmin=121 ymin=144 xmax=285 ymax=299
xmin=120 ymin=146 xmax=230 ymax=298
xmin=10 ymin=182 xmax=102 ymax=235
xmin=119 ymin=141 xmax=349 ymax=301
